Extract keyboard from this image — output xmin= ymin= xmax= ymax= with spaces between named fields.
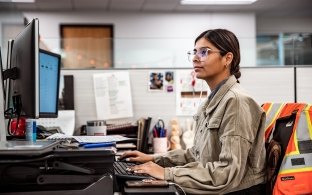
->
xmin=114 ymin=161 xmax=152 ymax=180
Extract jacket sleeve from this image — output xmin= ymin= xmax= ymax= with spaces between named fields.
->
xmin=163 ymin=97 xmax=264 ymax=194
xmin=154 ymin=147 xmax=196 ymax=167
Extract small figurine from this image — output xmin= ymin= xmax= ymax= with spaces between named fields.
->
xmin=182 ymin=118 xmax=195 ymax=149
xmin=170 ymin=119 xmax=182 ymax=150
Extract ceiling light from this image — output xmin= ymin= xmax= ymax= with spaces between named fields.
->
xmin=0 ymin=0 xmax=35 ymax=3
xmin=180 ymin=0 xmax=257 ymax=5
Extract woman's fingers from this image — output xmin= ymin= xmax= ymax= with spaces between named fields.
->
xmin=130 ymin=162 xmax=165 ymax=180
xmin=120 ymin=150 xmax=139 ymax=159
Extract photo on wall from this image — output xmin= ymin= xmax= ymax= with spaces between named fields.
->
xmin=164 ymin=71 xmax=174 ymax=92
xmin=148 ymin=71 xmax=164 ymax=91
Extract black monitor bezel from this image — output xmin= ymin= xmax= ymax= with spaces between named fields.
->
xmin=9 ymin=18 xmax=39 ymax=119
xmin=0 ymin=46 xmax=3 ymax=98
xmin=4 ymin=40 xmax=14 ymax=113
xmin=39 ymin=49 xmax=61 ymax=118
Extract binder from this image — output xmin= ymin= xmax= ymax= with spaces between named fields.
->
xmin=140 ymin=117 xmax=152 ymax=153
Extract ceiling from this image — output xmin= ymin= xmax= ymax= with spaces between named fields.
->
xmin=0 ymin=0 xmax=312 ymax=17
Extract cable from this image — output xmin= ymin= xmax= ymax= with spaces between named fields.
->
xmin=198 ymin=79 xmax=204 ymax=106
xmin=168 ymin=182 xmax=186 ymax=195
xmin=4 ymin=108 xmax=14 ymax=136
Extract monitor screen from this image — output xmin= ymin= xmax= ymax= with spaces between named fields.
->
xmin=39 ymin=49 xmax=61 ymax=118
xmin=10 ymin=18 xmax=39 ymax=119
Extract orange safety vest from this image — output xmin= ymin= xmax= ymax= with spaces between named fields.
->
xmin=262 ymin=103 xmax=312 ymax=195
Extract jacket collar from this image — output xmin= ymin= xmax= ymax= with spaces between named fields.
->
xmin=204 ymin=75 xmax=238 ymax=115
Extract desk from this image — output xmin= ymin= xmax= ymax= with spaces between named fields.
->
xmin=0 ymin=141 xmax=115 ymax=195
xmin=114 ymin=177 xmax=179 ymax=195
xmin=0 ymin=140 xmax=179 ymax=195
xmin=123 ymin=185 xmax=179 ymax=195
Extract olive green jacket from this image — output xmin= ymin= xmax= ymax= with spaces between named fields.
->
xmin=154 ymin=75 xmax=266 ymax=194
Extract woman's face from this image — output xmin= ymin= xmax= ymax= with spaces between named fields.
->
xmin=192 ymin=37 xmax=229 ymax=82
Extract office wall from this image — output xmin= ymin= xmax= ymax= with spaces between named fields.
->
xmin=0 ymin=12 xmax=23 ymax=67
xmin=0 ymin=12 xmax=23 ymax=41
xmin=23 ymin=12 xmax=256 ymax=67
xmin=297 ymin=66 xmax=312 ymax=103
xmin=60 ymin=66 xmax=311 ymax=135
xmin=240 ymin=67 xmax=295 ymax=104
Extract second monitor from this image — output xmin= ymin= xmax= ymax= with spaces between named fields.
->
xmin=39 ymin=49 xmax=61 ymax=118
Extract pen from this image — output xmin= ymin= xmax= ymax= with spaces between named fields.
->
xmin=153 ymin=128 xmax=159 ymax=137
xmin=83 ymin=142 xmax=115 ymax=148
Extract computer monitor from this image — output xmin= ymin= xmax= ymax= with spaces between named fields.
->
xmin=39 ymin=49 xmax=61 ymax=118
xmin=7 ymin=18 xmax=39 ymax=119
xmin=0 ymin=18 xmax=39 ymax=142
xmin=4 ymin=40 xmax=14 ymax=112
xmin=0 ymin=47 xmax=6 ymax=141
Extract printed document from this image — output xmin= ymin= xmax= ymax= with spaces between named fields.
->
xmin=46 ymin=133 xmax=134 ymax=143
xmin=93 ymin=72 xmax=133 ymax=120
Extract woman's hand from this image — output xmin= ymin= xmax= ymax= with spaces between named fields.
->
xmin=131 ymin=161 xmax=165 ymax=180
xmin=120 ymin=150 xmax=154 ymax=163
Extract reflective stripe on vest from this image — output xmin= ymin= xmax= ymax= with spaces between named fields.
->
xmin=263 ymin=103 xmax=285 ymax=140
xmin=284 ymin=104 xmax=309 ymax=156
xmin=303 ymin=104 xmax=312 ymax=140
xmin=279 ymin=153 xmax=312 ymax=175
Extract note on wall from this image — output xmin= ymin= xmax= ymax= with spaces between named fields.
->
xmin=93 ymin=72 xmax=133 ymax=120
xmin=176 ymin=70 xmax=210 ymax=116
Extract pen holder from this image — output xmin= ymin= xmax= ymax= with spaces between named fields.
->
xmin=153 ymin=137 xmax=170 ymax=154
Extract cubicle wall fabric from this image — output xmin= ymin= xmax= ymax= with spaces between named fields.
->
xmin=61 ymin=67 xmax=312 ymax=134
xmin=262 ymin=103 xmax=312 ymax=195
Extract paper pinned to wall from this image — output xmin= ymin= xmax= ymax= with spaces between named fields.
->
xmin=93 ymin=72 xmax=133 ymax=120
xmin=176 ymin=70 xmax=210 ymax=116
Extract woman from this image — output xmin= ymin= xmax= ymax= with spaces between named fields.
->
xmin=121 ymin=29 xmax=266 ymax=194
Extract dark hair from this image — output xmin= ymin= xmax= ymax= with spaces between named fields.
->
xmin=195 ymin=29 xmax=241 ymax=80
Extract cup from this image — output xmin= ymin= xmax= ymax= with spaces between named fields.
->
xmin=153 ymin=137 xmax=171 ymax=154
xmin=25 ymin=119 xmax=36 ymax=142
xmin=86 ymin=120 xmax=107 ymax=136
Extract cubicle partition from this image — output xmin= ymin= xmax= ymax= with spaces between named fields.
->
xmin=240 ymin=67 xmax=295 ymax=104
xmin=61 ymin=66 xmax=312 ymax=134
xmin=296 ymin=66 xmax=312 ymax=103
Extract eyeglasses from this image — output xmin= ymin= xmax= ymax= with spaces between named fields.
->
xmin=187 ymin=47 xmax=221 ymax=62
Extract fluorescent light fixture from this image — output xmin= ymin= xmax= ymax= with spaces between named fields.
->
xmin=181 ymin=0 xmax=257 ymax=5
xmin=0 ymin=0 xmax=35 ymax=3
